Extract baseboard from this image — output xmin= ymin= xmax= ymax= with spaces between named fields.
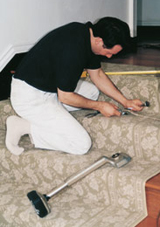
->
xmin=0 ymin=43 xmax=33 ymax=72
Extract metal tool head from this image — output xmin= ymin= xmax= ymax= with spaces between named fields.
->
xmin=118 ymin=109 xmax=129 ymax=115
xmin=27 ymin=190 xmax=50 ymax=218
xmin=85 ymin=111 xmax=100 ymax=118
xmin=104 ymin=152 xmax=132 ymax=168
xmin=143 ymin=101 xmax=150 ymax=107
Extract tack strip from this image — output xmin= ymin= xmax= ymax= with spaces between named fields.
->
xmin=81 ymin=70 xmax=160 ymax=78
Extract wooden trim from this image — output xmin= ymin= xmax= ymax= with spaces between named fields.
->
xmin=136 ymin=173 xmax=160 ymax=227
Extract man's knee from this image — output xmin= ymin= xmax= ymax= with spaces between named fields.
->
xmin=89 ymin=83 xmax=100 ymax=101
xmin=93 ymin=86 xmax=100 ymax=100
xmin=69 ymin=134 xmax=92 ymax=155
xmin=78 ymin=136 xmax=92 ymax=155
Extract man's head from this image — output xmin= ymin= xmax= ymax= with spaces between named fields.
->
xmin=91 ymin=17 xmax=131 ymax=58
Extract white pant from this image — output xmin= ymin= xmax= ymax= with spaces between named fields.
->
xmin=11 ymin=78 xmax=99 ymax=155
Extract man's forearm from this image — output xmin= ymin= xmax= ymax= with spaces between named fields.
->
xmin=57 ymin=87 xmax=122 ymax=117
xmin=58 ymin=88 xmax=100 ymax=110
xmin=89 ymin=68 xmax=127 ymax=107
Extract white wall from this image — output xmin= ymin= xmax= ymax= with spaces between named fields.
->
xmin=0 ymin=0 xmax=135 ymax=71
xmin=137 ymin=0 xmax=160 ymax=26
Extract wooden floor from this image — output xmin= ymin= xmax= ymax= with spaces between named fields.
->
xmin=103 ymin=26 xmax=160 ymax=68
xmin=103 ymin=46 xmax=160 ymax=68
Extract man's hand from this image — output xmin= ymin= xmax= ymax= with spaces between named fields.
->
xmin=124 ymin=99 xmax=144 ymax=111
xmin=98 ymin=101 xmax=121 ymax=117
xmin=88 ymin=69 xmax=146 ymax=114
xmin=58 ymin=88 xmax=121 ymax=117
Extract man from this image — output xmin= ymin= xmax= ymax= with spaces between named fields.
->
xmin=5 ymin=17 xmax=143 ymax=156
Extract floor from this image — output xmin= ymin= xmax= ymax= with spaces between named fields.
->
xmin=102 ymin=26 xmax=160 ymax=68
xmin=103 ymin=46 xmax=160 ymax=68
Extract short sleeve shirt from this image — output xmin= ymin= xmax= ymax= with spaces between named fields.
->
xmin=14 ymin=22 xmax=101 ymax=93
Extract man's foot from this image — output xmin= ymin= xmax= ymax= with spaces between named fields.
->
xmin=5 ymin=115 xmax=30 ymax=155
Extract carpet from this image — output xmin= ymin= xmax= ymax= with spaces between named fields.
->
xmin=0 ymin=62 xmax=160 ymax=227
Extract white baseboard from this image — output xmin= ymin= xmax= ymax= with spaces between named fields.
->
xmin=0 ymin=43 xmax=33 ymax=72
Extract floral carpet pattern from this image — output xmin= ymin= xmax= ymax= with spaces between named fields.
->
xmin=0 ymin=63 xmax=160 ymax=227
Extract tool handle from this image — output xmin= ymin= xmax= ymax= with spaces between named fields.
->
xmin=66 ymin=157 xmax=108 ymax=186
xmin=46 ymin=157 xmax=108 ymax=198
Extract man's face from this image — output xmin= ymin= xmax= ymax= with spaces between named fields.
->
xmin=101 ymin=44 xmax=123 ymax=58
xmin=91 ymin=37 xmax=122 ymax=58
xmin=94 ymin=43 xmax=123 ymax=58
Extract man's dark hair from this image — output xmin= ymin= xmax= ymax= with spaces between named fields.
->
xmin=92 ymin=17 xmax=131 ymax=51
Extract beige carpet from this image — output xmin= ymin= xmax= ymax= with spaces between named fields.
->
xmin=0 ymin=63 xmax=160 ymax=227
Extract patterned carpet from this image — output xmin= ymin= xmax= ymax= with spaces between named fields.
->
xmin=0 ymin=63 xmax=160 ymax=227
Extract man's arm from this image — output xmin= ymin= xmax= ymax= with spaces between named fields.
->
xmin=88 ymin=68 xmax=143 ymax=111
xmin=57 ymin=88 xmax=121 ymax=117
xmin=57 ymin=67 xmax=143 ymax=117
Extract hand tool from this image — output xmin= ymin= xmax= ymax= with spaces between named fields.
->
xmin=27 ymin=152 xmax=131 ymax=218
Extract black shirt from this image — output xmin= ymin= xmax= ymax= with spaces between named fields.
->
xmin=14 ymin=22 xmax=101 ymax=93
